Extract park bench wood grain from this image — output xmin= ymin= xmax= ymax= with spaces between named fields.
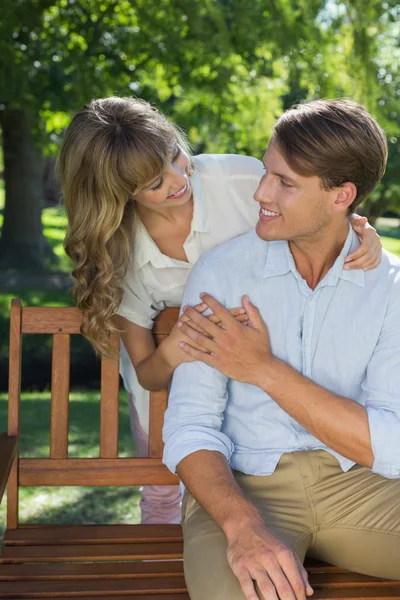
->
xmin=0 ymin=299 xmax=399 ymax=599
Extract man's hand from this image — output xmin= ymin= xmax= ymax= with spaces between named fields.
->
xmin=177 ymin=293 xmax=275 ymax=386
xmin=225 ymin=518 xmax=313 ymax=600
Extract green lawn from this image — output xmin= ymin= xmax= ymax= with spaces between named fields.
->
xmin=0 ymin=390 xmax=141 ymax=540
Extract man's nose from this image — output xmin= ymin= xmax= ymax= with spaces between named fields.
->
xmin=254 ymin=178 xmax=271 ymax=204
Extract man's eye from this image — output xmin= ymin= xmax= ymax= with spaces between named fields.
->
xmin=280 ymin=179 xmax=293 ymax=188
xmin=151 ymin=178 xmax=164 ymax=191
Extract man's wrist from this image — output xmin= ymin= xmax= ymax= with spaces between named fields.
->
xmin=220 ymin=499 xmax=264 ymax=541
xmin=252 ymin=356 xmax=287 ymax=392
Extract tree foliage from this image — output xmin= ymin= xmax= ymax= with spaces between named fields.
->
xmin=0 ymin=0 xmax=399 ymax=269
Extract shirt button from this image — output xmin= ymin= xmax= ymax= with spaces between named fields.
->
xmin=308 ymin=299 xmax=313 ymax=306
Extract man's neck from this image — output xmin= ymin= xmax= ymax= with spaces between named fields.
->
xmin=289 ymin=218 xmax=350 ymax=290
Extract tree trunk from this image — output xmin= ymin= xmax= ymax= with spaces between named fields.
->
xmin=0 ymin=108 xmax=57 ymax=271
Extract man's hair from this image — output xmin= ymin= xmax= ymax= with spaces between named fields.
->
xmin=272 ymin=99 xmax=388 ymax=212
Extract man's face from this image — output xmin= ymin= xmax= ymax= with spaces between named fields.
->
xmin=254 ymin=142 xmax=335 ymax=243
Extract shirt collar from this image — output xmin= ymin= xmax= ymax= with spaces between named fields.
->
xmin=262 ymin=222 xmax=365 ymax=287
xmin=188 ymin=168 xmax=211 ymax=235
xmin=133 ymin=167 xmax=210 ymax=270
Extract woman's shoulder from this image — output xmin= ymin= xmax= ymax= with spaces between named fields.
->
xmin=193 ymin=153 xmax=264 ymax=180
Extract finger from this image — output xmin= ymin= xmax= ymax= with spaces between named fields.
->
xmin=229 ymin=307 xmax=246 ymax=317
xmin=235 ymin=570 xmax=260 ymax=600
xmin=199 ymin=293 xmax=235 ymax=326
xmin=242 ymin=296 xmax=265 ymax=330
xmin=277 ymin=552 xmax=308 ymax=600
xmin=182 ymin=304 xmax=222 ymax=339
xmin=235 ymin=313 xmax=249 ymax=323
xmin=251 ymin=570 xmax=279 ymax=600
xmin=347 ymin=247 xmax=380 ymax=271
xmin=193 ymin=302 xmax=208 ymax=313
xmin=178 ymin=342 xmax=216 ymax=365
xmin=181 ymin=318 xmax=212 ymax=336
xmin=295 ymin=558 xmax=314 ymax=596
xmin=349 ymin=214 xmax=367 ymax=232
xmin=344 ymin=242 xmax=380 ymax=270
xmin=178 ymin=321 xmax=217 ymax=352
xmin=267 ymin=563 xmax=298 ymax=600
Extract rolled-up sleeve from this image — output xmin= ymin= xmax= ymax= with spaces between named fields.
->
xmin=116 ymin=267 xmax=159 ymax=329
xmin=162 ymin=256 xmax=234 ymax=474
xmin=364 ymin=274 xmax=400 ymax=478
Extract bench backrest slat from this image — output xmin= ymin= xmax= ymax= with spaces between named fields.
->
xmin=100 ymin=333 xmax=120 ymax=459
xmin=8 ymin=300 xmax=22 ymax=528
xmin=7 ymin=300 xmax=180 ymax=528
xmin=50 ymin=334 xmax=71 ymax=459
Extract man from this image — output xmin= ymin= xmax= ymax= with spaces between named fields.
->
xmin=162 ymin=99 xmax=400 ymax=600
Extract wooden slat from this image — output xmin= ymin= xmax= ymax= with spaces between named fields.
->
xmin=50 ymin=335 xmax=70 ymax=459
xmin=8 ymin=299 xmax=22 ymax=529
xmin=311 ymin=590 xmax=400 ymax=599
xmin=4 ymin=524 xmax=183 ymax=546
xmin=0 ymin=560 xmax=183 ymax=580
xmin=309 ymin=573 xmax=400 ymax=588
xmin=100 ymin=332 xmax=120 ymax=459
xmin=21 ymin=307 xmax=82 ymax=334
xmin=152 ymin=308 xmax=179 ymax=338
xmin=1 ymin=596 xmax=189 ymax=600
xmin=0 ymin=574 xmax=186 ymax=597
xmin=19 ymin=458 xmax=178 ymax=486
xmin=149 ymin=390 xmax=168 ymax=458
xmin=0 ymin=541 xmax=183 ymax=563
xmin=0 ymin=434 xmax=17 ymax=504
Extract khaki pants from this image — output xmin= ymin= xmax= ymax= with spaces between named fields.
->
xmin=182 ymin=450 xmax=400 ymax=599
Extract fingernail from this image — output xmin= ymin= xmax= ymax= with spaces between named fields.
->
xmin=344 ymin=257 xmax=352 ymax=263
xmin=182 ymin=305 xmax=187 ymax=311
xmin=177 ymin=322 xmax=182 ymax=328
xmin=200 ymin=292 xmax=205 ymax=298
xmin=179 ymin=342 xmax=185 ymax=348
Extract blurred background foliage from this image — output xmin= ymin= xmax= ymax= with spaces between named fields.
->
xmin=0 ymin=0 xmax=399 ymax=271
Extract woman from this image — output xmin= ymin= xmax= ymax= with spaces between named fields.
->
xmin=59 ymin=96 xmax=381 ymax=525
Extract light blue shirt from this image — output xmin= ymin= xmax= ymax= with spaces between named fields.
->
xmin=163 ymin=225 xmax=400 ymax=479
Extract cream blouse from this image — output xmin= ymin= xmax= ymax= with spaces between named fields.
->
xmin=117 ymin=153 xmax=264 ymax=432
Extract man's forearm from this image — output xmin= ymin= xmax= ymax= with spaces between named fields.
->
xmin=177 ymin=450 xmax=263 ymax=539
xmin=258 ymin=359 xmax=374 ymax=468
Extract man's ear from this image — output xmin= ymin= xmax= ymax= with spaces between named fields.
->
xmin=333 ymin=182 xmax=357 ymax=213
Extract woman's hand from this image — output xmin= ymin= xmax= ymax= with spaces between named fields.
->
xmin=346 ymin=215 xmax=381 ymax=271
xmin=160 ymin=302 xmax=248 ymax=369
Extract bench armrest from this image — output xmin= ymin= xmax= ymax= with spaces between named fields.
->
xmin=0 ymin=433 xmax=18 ymax=505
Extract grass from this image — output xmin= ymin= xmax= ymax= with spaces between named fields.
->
xmin=0 ymin=390 xmax=141 ymax=540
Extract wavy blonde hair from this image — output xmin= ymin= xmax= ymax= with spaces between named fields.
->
xmin=58 ymin=97 xmax=192 ymax=357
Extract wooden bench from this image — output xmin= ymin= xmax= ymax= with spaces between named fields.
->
xmin=0 ymin=299 xmax=399 ymax=599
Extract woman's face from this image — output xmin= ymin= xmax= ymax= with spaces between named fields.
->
xmin=133 ymin=144 xmax=192 ymax=211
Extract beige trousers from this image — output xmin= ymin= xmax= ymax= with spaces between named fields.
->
xmin=182 ymin=450 xmax=400 ymax=600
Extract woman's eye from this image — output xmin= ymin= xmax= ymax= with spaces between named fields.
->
xmin=151 ymin=178 xmax=164 ymax=191
xmin=172 ymin=146 xmax=181 ymax=162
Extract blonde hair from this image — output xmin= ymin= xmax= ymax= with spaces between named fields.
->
xmin=58 ymin=97 xmax=192 ymax=357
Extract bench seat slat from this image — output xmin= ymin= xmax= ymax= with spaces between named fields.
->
xmin=0 ymin=575 xmax=186 ymax=598
xmin=309 ymin=573 xmax=400 ymax=588
xmin=4 ymin=524 xmax=183 ymax=546
xmin=0 ymin=560 xmax=184 ymax=581
xmin=0 ymin=542 xmax=183 ymax=563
